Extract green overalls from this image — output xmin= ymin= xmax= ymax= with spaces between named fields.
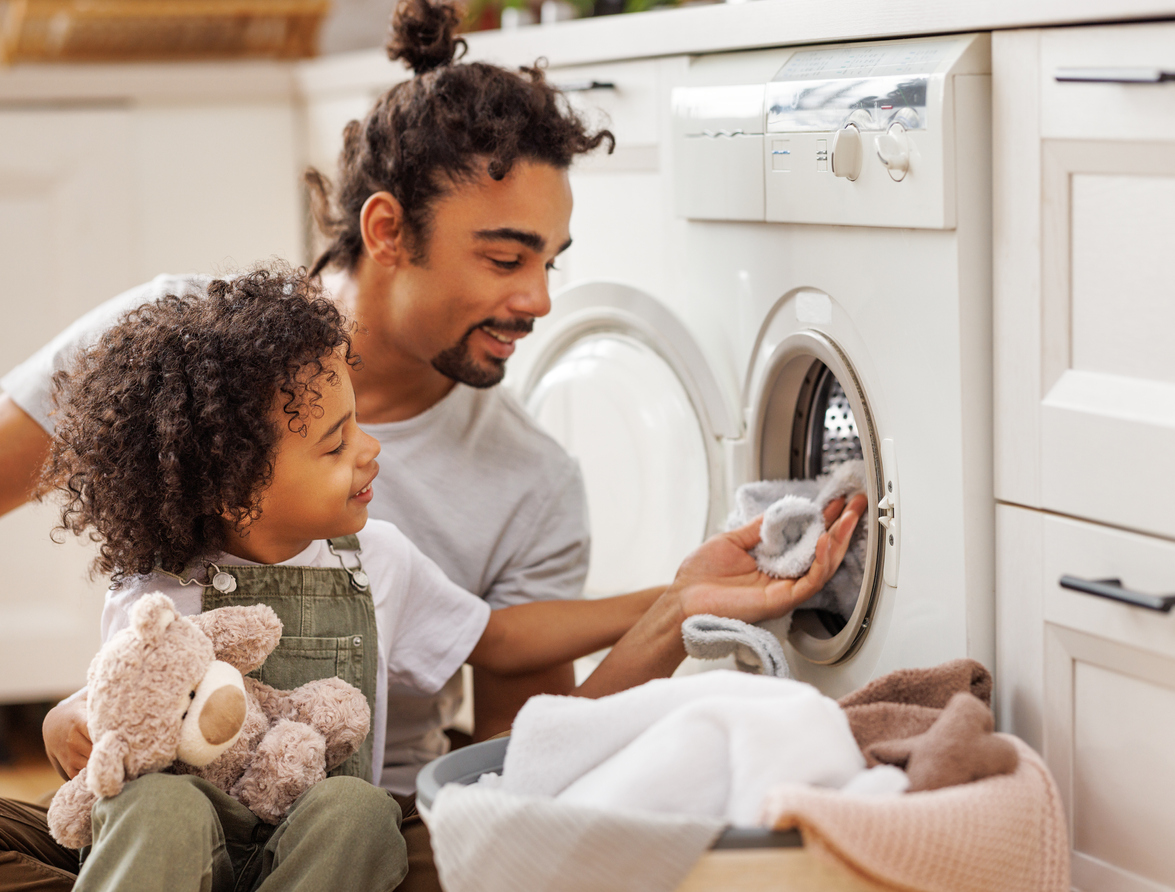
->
xmin=200 ymin=535 xmax=378 ymax=781
xmin=75 ymin=538 xmax=408 ymax=892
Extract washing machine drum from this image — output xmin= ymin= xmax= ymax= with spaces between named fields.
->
xmin=753 ymin=332 xmax=885 ymax=666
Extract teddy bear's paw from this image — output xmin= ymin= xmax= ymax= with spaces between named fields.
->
xmin=232 ymin=719 xmax=327 ymax=823
xmin=283 ymin=677 xmax=371 ymax=770
xmin=47 ymin=771 xmax=98 ymax=849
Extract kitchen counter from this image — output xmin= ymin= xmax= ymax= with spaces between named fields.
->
xmin=4 ymin=0 xmax=1171 ymax=102
xmin=298 ymin=0 xmax=1175 ymax=96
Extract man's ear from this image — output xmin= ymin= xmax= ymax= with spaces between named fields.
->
xmin=361 ymin=191 xmax=408 ymax=268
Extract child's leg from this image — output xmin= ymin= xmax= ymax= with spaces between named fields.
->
xmin=0 ymin=797 xmax=78 ymax=891
xmin=74 ymin=773 xmax=249 ymax=892
xmin=256 ymin=776 xmax=407 ymax=892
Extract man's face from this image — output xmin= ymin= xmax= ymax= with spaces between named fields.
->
xmin=388 ymin=160 xmax=573 ymax=388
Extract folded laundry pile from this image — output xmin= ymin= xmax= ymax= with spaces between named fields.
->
xmin=682 ymin=460 xmax=868 ymax=678
xmin=762 ymin=659 xmax=1069 ymax=892
xmin=426 ymin=661 xmax=1067 ymax=892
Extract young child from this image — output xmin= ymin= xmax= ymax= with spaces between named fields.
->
xmin=39 ymin=264 xmax=862 ymax=892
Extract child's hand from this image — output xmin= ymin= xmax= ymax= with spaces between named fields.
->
xmin=43 ymin=690 xmax=91 ymax=780
xmin=672 ymin=493 xmax=867 ymax=624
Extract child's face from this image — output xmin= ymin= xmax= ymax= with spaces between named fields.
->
xmin=226 ymin=353 xmax=380 ymax=562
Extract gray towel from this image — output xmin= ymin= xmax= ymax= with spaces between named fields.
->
xmin=680 ymin=614 xmax=791 ymax=678
xmin=682 ymin=461 xmax=868 ymax=678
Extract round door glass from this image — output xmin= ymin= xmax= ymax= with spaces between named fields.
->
xmin=755 ymin=332 xmax=883 ymax=665
xmin=525 ymin=333 xmax=711 ymax=599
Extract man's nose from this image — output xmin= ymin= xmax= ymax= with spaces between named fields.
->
xmin=509 ymin=265 xmax=552 ymax=320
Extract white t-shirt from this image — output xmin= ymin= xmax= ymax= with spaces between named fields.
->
xmin=100 ymin=521 xmax=491 ymax=789
xmin=2 ymin=274 xmax=590 ymax=795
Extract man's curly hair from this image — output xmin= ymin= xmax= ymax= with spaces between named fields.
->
xmin=43 ymin=264 xmax=358 ymax=584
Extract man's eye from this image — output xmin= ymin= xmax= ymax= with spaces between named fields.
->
xmin=545 ymin=261 xmax=559 ymax=272
xmin=491 ymin=258 xmax=522 ymax=270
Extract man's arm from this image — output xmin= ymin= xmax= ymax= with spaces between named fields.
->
xmin=471 ymin=664 xmax=573 ymax=741
xmin=0 ymin=394 xmax=50 ymax=516
xmin=467 ymin=495 xmax=866 ymax=700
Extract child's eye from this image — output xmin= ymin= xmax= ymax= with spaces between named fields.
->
xmin=329 ymin=439 xmax=347 ymax=456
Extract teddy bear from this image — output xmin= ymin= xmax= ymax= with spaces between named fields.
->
xmin=47 ymin=592 xmax=371 ymax=849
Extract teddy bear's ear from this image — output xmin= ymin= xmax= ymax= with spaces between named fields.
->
xmin=189 ymin=604 xmax=282 ymax=674
xmin=129 ymin=593 xmax=179 ymax=645
xmin=86 ymin=731 xmax=130 ymax=799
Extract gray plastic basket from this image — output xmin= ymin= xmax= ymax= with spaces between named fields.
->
xmin=415 ymin=737 xmax=802 ymax=850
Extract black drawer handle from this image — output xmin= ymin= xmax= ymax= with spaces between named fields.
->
xmin=556 ymin=80 xmax=616 ymax=93
xmin=1055 ymin=68 xmax=1175 ymax=84
xmin=1060 ymin=575 xmax=1175 ymax=613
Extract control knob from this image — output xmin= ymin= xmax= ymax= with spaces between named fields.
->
xmin=830 ymin=124 xmax=862 ymax=181
xmin=876 ymin=122 xmax=911 ymax=182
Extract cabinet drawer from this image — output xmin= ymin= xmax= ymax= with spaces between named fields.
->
xmin=1031 ymin=22 xmax=1175 ymax=539
xmin=550 ymin=59 xmax=661 ymax=172
xmin=1041 ymin=512 xmax=1175 ymax=659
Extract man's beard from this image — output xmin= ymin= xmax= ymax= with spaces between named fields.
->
xmin=431 ymin=317 xmax=534 ymax=389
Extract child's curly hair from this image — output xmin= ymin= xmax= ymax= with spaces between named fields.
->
xmin=43 ymin=263 xmax=358 ymax=584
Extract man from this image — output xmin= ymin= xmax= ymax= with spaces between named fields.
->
xmin=0 ymin=0 xmax=864 ymax=888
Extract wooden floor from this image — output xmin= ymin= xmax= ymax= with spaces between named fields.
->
xmin=0 ymin=703 xmax=64 ymax=806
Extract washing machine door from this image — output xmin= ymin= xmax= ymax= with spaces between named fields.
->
xmin=510 ymin=281 xmax=738 ymax=600
xmin=743 ymin=298 xmax=888 ymax=669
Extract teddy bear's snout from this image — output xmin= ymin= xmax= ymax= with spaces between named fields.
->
xmin=176 ymin=659 xmax=248 ymax=768
xmin=201 ymin=685 xmax=247 ymax=745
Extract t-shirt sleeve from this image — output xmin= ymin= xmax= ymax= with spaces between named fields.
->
xmin=1 ymin=274 xmax=206 ymax=431
xmin=366 ymin=523 xmax=491 ymax=695
xmin=482 ymin=459 xmax=590 ymax=610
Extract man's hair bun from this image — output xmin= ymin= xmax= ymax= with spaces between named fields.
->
xmin=387 ymin=0 xmax=466 ymax=75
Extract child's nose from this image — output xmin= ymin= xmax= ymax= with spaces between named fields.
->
xmin=358 ymin=430 xmax=381 ymax=465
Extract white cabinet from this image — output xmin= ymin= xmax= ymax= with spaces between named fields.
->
xmin=0 ymin=63 xmax=304 ymax=703
xmin=994 ymin=22 xmax=1175 ymax=892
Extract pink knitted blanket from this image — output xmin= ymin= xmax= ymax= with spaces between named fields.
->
xmin=760 ymin=728 xmax=1069 ymax=892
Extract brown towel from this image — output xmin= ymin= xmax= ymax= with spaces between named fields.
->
xmin=837 ymin=659 xmax=1017 ymax=791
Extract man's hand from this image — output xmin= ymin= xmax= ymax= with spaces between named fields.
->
xmin=673 ymin=493 xmax=868 ymax=624
xmin=43 ymin=691 xmax=91 ymax=780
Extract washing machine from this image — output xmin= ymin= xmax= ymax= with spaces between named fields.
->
xmin=506 ymin=34 xmax=994 ymax=698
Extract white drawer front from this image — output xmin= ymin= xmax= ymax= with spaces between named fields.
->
xmin=1033 ymin=23 xmax=1175 ymax=539
xmin=1040 ymin=21 xmax=1175 ymax=143
xmin=1042 ymin=512 xmax=1175 ymax=658
xmin=1045 ymin=626 xmax=1175 ymax=892
xmin=552 ymin=58 xmax=662 ymax=172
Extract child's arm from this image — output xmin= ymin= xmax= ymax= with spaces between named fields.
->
xmin=467 ymin=585 xmax=667 ymax=675
xmin=42 ymin=688 xmax=91 ymax=780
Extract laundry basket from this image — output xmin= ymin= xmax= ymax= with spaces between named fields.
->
xmin=416 ymin=737 xmax=875 ymax=892
xmin=0 ymin=0 xmax=330 ymax=64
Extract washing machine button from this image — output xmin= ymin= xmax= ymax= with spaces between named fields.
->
xmin=876 ymin=122 xmax=911 ymax=182
xmin=830 ymin=124 xmax=862 ymax=181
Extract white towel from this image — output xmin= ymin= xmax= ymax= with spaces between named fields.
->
xmin=426 ymin=672 xmax=890 ymax=892
xmin=430 ymin=785 xmax=724 ymax=892
xmin=502 ymin=672 xmax=866 ymax=821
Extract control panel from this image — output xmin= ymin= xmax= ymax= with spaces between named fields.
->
xmin=671 ymin=34 xmax=990 ymax=229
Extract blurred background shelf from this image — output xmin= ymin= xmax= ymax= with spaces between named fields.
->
xmin=0 ymin=0 xmax=331 ymax=63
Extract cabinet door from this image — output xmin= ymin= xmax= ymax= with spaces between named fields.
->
xmin=994 ymin=22 xmax=1175 ymax=540
xmin=0 ymin=107 xmax=137 ymax=701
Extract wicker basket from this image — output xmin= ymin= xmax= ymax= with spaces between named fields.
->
xmin=0 ymin=0 xmax=332 ymax=64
